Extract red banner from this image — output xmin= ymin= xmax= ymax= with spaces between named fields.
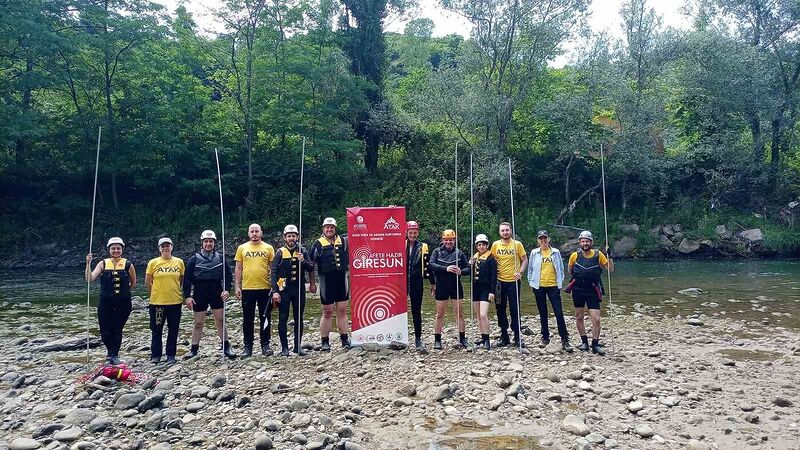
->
xmin=347 ymin=206 xmax=408 ymax=346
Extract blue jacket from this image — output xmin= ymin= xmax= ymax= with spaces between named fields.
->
xmin=527 ymin=247 xmax=565 ymax=289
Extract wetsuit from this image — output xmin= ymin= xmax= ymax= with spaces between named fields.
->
xmin=183 ymin=250 xmax=233 ymax=312
xmin=270 ymin=245 xmax=314 ymax=352
xmin=471 ymin=251 xmax=497 ymax=302
xmin=429 ymin=245 xmax=470 ymax=300
xmin=310 ymin=235 xmax=349 ymax=304
xmin=406 ymin=239 xmax=432 ymax=339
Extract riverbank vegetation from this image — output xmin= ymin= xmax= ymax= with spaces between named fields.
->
xmin=3 ymin=0 xmax=800 ymax=257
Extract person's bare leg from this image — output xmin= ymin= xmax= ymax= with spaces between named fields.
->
xmin=212 ymin=308 xmax=225 ymax=342
xmin=191 ymin=311 xmax=204 ymax=345
xmin=335 ymin=301 xmax=349 ymax=334
xmin=434 ymin=301 xmax=447 ymax=333
xmin=575 ymin=307 xmax=587 ymax=337
xmin=589 ymin=309 xmax=601 ymax=340
xmin=321 ymin=304 xmax=334 ymax=340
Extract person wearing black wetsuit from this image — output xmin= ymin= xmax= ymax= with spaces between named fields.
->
xmin=85 ymin=237 xmax=137 ymax=365
xmin=405 ymin=220 xmax=433 ymax=351
xmin=428 ymin=229 xmax=471 ymax=350
xmin=183 ymin=230 xmax=235 ymax=359
xmin=270 ymin=225 xmax=316 ymax=356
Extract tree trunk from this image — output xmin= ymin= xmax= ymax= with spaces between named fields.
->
xmin=749 ymin=115 xmax=764 ymax=162
xmin=564 ymin=153 xmax=575 ymax=206
xmin=771 ymin=115 xmax=782 ymax=166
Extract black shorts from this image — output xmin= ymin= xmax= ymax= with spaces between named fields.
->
xmin=191 ymin=280 xmax=224 ymax=312
xmin=319 ymin=271 xmax=349 ymax=305
xmin=472 ymin=285 xmax=492 ymax=303
xmin=193 ymin=294 xmax=223 ymax=312
xmin=435 ymin=281 xmax=464 ymax=301
xmin=572 ymin=291 xmax=601 ymax=310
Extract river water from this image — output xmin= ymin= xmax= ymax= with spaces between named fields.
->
xmin=1 ymin=260 xmax=798 ymax=332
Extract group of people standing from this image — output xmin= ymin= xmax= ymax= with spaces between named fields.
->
xmin=85 ymin=216 xmax=612 ymax=365
xmin=405 ymin=222 xmax=613 ymax=355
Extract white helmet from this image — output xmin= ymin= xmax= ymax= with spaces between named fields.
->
xmin=579 ymin=230 xmax=593 ymax=241
xmin=107 ymin=237 xmax=125 ymax=248
xmin=283 ymin=224 xmax=299 ymax=235
xmin=200 ymin=230 xmax=217 ymax=240
xmin=475 ymin=234 xmax=489 ymax=244
xmin=322 ymin=217 xmax=337 ymax=227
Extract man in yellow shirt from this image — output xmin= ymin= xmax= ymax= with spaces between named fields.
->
xmin=567 ymin=230 xmax=613 ymax=355
xmin=490 ymin=222 xmax=528 ymax=348
xmin=145 ymin=237 xmax=185 ymax=364
xmin=234 ymin=223 xmax=275 ymax=357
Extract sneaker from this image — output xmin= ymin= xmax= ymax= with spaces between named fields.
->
xmin=261 ymin=345 xmax=274 ymax=357
xmin=183 ymin=349 xmax=199 ymax=360
xmin=591 ymin=339 xmax=606 ymax=356
xmin=458 ymin=337 xmax=471 ymax=349
xmin=279 ymin=348 xmax=290 ymax=357
xmin=241 ymin=345 xmax=253 ymax=358
xmin=415 ymin=337 xmax=427 ymax=351
xmin=341 ymin=337 xmax=351 ymax=349
xmin=512 ymin=340 xmax=527 ymax=349
xmin=108 ymin=355 xmax=121 ymax=365
xmin=495 ymin=336 xmax=510 ymax=348
xmin=577 ymin=341 xmax=590 ymax=352
xmin=321 ymin=341 xmax=331 ymax=352
xmin=165 ymin=356 xmax=177 ymax=364
xmin=433 ymin=340 xmax=442 ymax=350
xmin=482 ymin=340 xmax=492 ymax=351
xmin=540 ymin=337 xmax=551 ymax=347
xmin=561 ymin=339 xmax=574 ymax=353
xmin=149 ymin=356 xmax=161 ymax=364
xmin=293 ymin=348 xmax=308 ymax=356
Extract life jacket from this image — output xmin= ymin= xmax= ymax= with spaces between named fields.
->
xmin=100 ymin=258 xmax=132 ymax=299
xmin=275 ymin=246 xmax=305 ymax=290
xmin=572 ymin=250 xmax=602 ymax=290
xmin=193 ymin=251 xmax=224 ymax=281
xmin=315 ymin=235 xmax=348 ymax=274
xmin=472 ymin=251 xmax=493 ymax=285
xmin=406 ymin=240 xmax=429 ymax=279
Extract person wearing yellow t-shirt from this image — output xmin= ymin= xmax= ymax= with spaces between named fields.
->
xmin=566 ymin=230 xmax=613 ymax=355
xmin=234 ymin=223 xmax=275 ymax=358
xmin=527 ymin=230 xmax=572 ymax=353
xmin=145 ymin=237 xmax=185 ymax=364
xmin=490 ymin=222 xmax=528 ymax=348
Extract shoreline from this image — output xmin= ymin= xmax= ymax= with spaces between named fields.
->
xmin=0 ymin=307 xmax=798 ymax=450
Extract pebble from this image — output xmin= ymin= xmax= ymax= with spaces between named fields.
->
xmin=545 ymin=371 xmax=560 ymax=383
xmin=291 ymin=414 xmax=312 ymax=428
xmin=338 ymin=425 xmax=354 ymax=438
xmin=10 ymin=438 xmax=41 ymax=450
xmin=211 ymin=374 xmax=226 ymax=388
xmin=687 ymin=318 xmax=704 ymax=326
xmin=773 ymin=397 xmax=793 ymax=407
xmin=254 ymin=435 xmax=273 ymax=450
xmin=393 ymin=397 xmax=413 ymax=406
xmin=506 ymin=362 xmax=524 ymax=372
xmin=660 ymin=396 xmax=679 ymax=407
xmin=634 ymin=424 xmax=655 ymax=438
xmin=605 ymin=439 xmax=619 ymax=448
xmin=433 ymin=385 xmax=452 ymax=401
xmin=185 ymin=402 xmax=205 ymax=413
xmin=115 ymin=392 xmax=146 ymax=410
xmin=578 ymin=381 xmax=593 ymax=392
xmin=53 ymin=426 xmax=84 ymax=442
xmin=628 ymin=399 xmax=644 ymax=413
xmin=585 ymin=433 xmax=606 ymax=444
xmin=561 ymin=414 xmax=590 ymax=436
xmin=686 ymin=439 xmax=712 ymax=450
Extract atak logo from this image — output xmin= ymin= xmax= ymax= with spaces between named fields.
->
xmin=357 ymin=216 xmax=365 ymax=224
xmin=384 ymin=216 xmax=400 ymax=230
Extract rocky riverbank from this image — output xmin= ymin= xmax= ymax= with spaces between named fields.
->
xmin=0 ymin=222 xmax=779 ymax=270
xmin=1 ymin=308 xmax=799 ymax=450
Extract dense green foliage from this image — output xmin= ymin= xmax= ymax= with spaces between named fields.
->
xmin=2 ymin=0 xmax=800 ymax=254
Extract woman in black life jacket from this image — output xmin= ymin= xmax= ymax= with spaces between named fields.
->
xmin=85 ymin=237 xmax=137 ymax=365
xmin=469 ymin=234 xmax=496 ymax=350
xmin=182 ymin=230 xmax=235 ymax=359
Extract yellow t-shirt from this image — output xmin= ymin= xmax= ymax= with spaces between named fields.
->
xmin=568 ymin=249 xmax=609 ymax=269
xmin=146 ymin=257 xmax=185 ymax=305
xmin=539 ymin=248 xmax=557 ymax=287
xmin=490 ymin=239 xmax=527 ymax=282
xmin=235 ymin=241 xmax=275 ymax=290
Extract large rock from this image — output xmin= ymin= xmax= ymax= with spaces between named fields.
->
xmin=613 ymin=236 xmax=637 ymax=258
xmin=678 ymin=238 xmax=700 ymax=254
xmin=560 ymin=239 xmax=580 ymax=255
xmin=64 ymin=409 xmax=97 ymax=426
xmin=715 ymin=225 xmax=732 ymax=239
xmin=738 ymin=228 xmax=763 ymax=242
xmin=561 ymin=414 xmax=590 ymax=436
xmin=34 ymin=337 xmax=101 ymax=352
xmin=619 ymin=224 xmax=639 ymax=235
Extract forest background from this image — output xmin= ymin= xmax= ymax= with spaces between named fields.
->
xmin=3 ymin=0 xmax=800 ymax=258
